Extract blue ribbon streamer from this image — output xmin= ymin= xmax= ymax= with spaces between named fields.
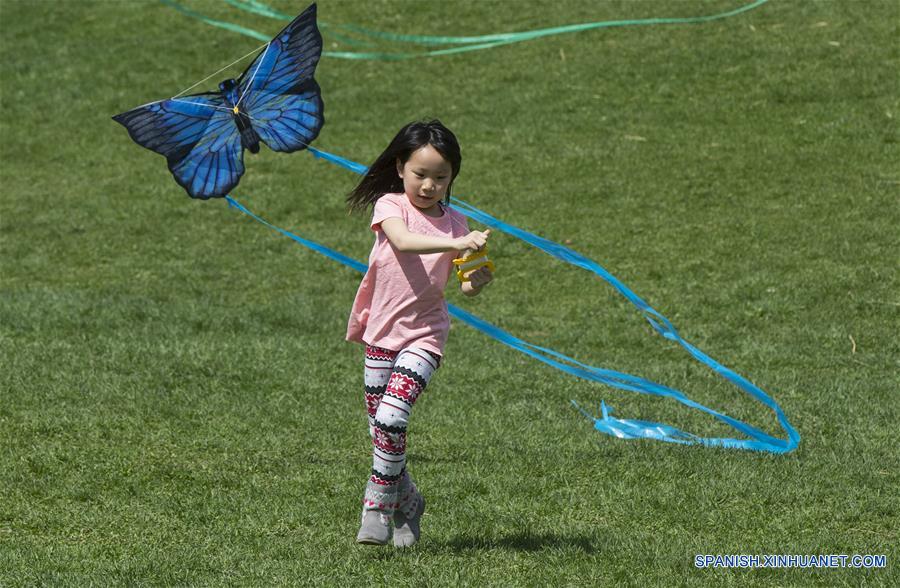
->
xmin=224 ymin=147 xmax=799 ymax=453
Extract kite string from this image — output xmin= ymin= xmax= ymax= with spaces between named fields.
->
xmin=223 ymin=184 xmax=799 ymax=453
xmin=172 ymin=41 xmax=267 ymax=99
xmin=168 ymin=98 xmax=231 ymax=114
xmin=236 ymin=40 xmax=271 ymax=108
xmin=163 ymin=0 xmax=771 ymax=60
xmin=144 ymin=0 xmax=796 ymax=451
xmin=237 ymin=0 xmax=770 ymax=46
xmin=297 ymin=146 xmax=800 ymax=453
xmin=166 ymin=99 xmax=268 ymax=124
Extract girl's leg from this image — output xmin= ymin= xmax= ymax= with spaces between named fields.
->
xmin=357 ymin=345 xmax=399 ymax=544
xmin=363 ymin=345 xmax=397 ymax=439
xmin=364 ymin=347 xmax=440 ymax=515
xmin=388 ymin=350 xmax=441 ymax=546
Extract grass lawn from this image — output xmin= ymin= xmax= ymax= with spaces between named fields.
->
xmin=1 ymin=0 xmax=897 ymax=585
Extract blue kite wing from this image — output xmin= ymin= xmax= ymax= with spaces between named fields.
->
xmin=113 ymin=95 xmax=245 ymax=199
xmin=113 ymin=3 xmax=323 ymax=197
xmin=238 ymin=3 xmax=324 ymax=152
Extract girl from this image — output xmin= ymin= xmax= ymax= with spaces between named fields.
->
xmin=346 ymin=120 xmax=493 ymax=547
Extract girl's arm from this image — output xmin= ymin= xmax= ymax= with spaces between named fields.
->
xmin=380 ymin=217 xmax=489 ymax=254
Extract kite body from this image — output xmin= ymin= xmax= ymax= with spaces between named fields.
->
xmin=113 ymin=3 xmax=324 ymax=199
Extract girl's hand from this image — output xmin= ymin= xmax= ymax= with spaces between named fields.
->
xmin=467 ymin=265 xmax=494 ymax=289
xmin=456 ymin=230 xmax=491 ymax=253
xmin=460 ymin=265 xmax=493 ymax=296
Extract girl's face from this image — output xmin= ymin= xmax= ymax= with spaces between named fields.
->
xmin=397 ymin=144 xmax=453 ymax=213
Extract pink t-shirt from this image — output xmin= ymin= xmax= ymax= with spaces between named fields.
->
xmin=346 ymin=192 xmax=470 ymax=356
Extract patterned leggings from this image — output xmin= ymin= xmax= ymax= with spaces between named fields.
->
xmin=363 ymin=344 xmax=441 ymax=515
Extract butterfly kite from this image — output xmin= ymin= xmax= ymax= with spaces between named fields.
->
xmin=114 ymin=3 xmax=324 ymax=198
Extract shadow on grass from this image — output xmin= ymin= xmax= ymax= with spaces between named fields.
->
xmin=435 ymin=530 xmax=598 ymax=553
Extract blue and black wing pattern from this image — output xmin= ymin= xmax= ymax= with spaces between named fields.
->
xmin=113 ymin=95 xmax=245 ymax=199
xmin=113 ymin=3 xmax=323 ymax=197
xmin=238 ymin=3 xmax=324 ymax=152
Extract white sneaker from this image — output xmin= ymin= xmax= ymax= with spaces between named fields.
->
xmin=356 ymin=510 xmax=392 ymax=545
xmin=393 ymin=494 xmax=425 ymax=547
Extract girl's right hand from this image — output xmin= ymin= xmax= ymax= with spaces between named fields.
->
xmin=456 ymin=230 xmax=491 ymax=253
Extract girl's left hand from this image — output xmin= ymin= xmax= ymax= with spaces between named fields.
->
xmin=467 ymin=266 xmax=494 ymax=289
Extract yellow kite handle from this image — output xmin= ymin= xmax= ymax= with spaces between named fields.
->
xmin=453 ymin=246 xmax=495 ymax=282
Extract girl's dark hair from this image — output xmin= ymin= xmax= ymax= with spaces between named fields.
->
xmin=346 ymin=120 xmax=461 ymax=212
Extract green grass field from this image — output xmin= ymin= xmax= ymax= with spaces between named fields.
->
xmin=1 ymin=0 xmax=898 ymax=585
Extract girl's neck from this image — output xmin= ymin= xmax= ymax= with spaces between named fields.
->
xmin=418 ymin=201 xmax=445 ymax=218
